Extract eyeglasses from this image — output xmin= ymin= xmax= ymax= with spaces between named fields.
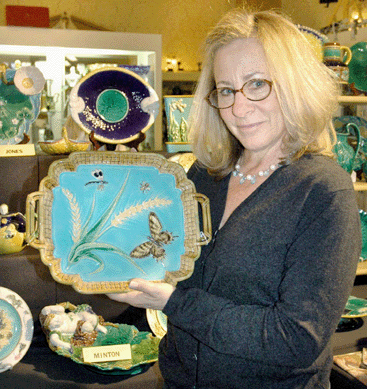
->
xmin=206 ymin=78 xmax=273 ymax=109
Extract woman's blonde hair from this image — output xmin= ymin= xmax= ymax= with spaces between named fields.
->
xmin=189 ymin=7 xmax=339 ymax=177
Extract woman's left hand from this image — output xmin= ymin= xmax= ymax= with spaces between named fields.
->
xmin=107 ymin=278 xmax=175 ymax=311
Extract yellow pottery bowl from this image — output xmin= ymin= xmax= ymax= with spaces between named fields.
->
xmin=39 ymin=127 xmax=90 ymax=155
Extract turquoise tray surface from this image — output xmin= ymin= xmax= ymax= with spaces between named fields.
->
xmin=26 ymin=152 xmax=211 ymax=294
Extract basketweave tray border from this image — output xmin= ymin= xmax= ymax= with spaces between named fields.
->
xmin=30 ymin=151 xmax=206 ymax=294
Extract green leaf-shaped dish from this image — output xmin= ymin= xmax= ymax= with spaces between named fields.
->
xmin=40 ymin=302 xmax=159 ymax=374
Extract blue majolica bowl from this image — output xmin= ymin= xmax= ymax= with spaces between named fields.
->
xmin=69 ymin=67 xmax=159 ymax=145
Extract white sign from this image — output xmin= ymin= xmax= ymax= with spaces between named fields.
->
xmin=82 ymin=344 xmax=132 ymax=363
xmin=0 ymin=144 xmax=36 ymax=157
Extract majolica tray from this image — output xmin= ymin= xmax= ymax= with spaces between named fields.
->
xmin=26 ymin=152 xmax=211 ymax=294
xmin=69 ymin=67 xmax=159 ymax=144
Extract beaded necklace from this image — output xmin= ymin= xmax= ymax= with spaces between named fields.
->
xmin=232 ymin=162 xmax=281 ymax=185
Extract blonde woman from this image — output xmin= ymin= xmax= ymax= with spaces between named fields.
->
xmin=109 ymin=7 xmax=361 ymax=388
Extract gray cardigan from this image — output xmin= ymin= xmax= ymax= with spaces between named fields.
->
xmin=160 ymin=154 xmax=361 ymax=389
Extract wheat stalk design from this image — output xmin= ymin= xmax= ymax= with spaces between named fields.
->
xmin=62 ymin=188 xmax=82 ymax=242
xmin=111 ymin=197 xmax=172 ymax=227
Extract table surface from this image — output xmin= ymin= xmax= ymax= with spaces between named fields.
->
xmin=1 ymin=342 xmax=164 ymax=389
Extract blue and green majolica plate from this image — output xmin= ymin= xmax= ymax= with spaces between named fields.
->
xmin=69 ymin=67 xmax=159 ymax=145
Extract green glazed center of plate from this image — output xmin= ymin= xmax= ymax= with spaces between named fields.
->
xmin=0 ymin=299 xmax=21 ymax=359
xmin=96 ymin=89 xmax=128 ymax=123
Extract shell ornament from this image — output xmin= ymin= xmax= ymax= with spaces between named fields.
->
xmin=13 ymin=66 xmax=46 ymax=96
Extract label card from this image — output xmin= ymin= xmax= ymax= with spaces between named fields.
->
xmin=82 ymin=344 xmax=132 ymax=363
xmin=0 ymin=144 xmax=36 ymax=157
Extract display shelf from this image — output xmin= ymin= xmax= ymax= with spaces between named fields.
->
xmin=357 ymin=261 xmax=367 ymax=276
xmin=163 ymin=71 xmax=200 ymax=82
xmin=0 ymin=26 xmax=163 ymax=150
xmin=338 ymin=96 xmax=367 ymax=105
xmin=354 ymin=182 xmax=367 ymax=191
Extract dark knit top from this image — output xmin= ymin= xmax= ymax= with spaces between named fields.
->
xmin=160 ymin=154 xmax=361 ymax=389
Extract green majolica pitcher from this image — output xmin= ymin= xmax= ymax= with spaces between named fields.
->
xmin=334 ymin=122 xmax=361 ymax=174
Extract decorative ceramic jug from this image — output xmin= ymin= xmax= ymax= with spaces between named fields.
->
xmin=323 ymin=42 xmax=352 ymax=83
xmin=334 ymin=123 xmax=360 ymax=174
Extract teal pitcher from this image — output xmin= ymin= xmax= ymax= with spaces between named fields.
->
xmin=334 ymin=122 xmax=361 ymax=174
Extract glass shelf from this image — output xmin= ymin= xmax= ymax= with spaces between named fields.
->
xmin=338 ymin=96 xmax=367 ymax=105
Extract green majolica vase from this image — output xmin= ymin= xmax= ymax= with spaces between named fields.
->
xmin=334 ymin=123 xmax=361 ymax=174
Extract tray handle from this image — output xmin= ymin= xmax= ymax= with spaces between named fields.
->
xmin=194 ymin=193 xmax=212 ymax=245
xmin=26 ymin=191 xmax=44 ymax=249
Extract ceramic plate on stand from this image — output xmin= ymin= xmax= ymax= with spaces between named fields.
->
xmin=0 ymin=287 xmax=33 ymax=373
xmin=69 ymin=67 xmax=159 ymax=145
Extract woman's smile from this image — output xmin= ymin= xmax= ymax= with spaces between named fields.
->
xmin=236 ymin=121 xmax=266 ymax=130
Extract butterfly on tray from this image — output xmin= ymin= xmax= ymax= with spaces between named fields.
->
xmin=130 ymin=212 xmax=176 ymax=262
